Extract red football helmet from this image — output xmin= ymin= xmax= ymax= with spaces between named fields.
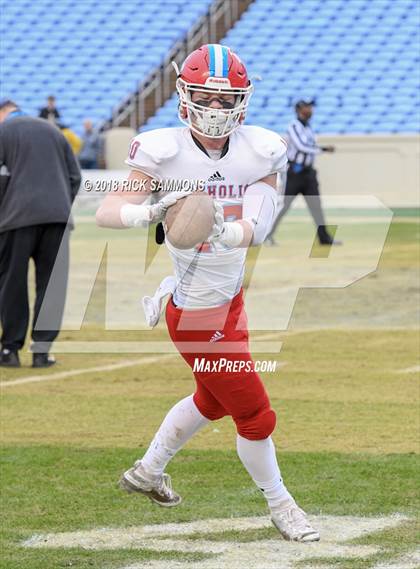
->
xmin=174 ymin=44 xmax=253 ymax=138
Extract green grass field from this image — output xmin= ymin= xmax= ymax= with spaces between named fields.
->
xmin=1 ymin=216 xmax=419 ymax=569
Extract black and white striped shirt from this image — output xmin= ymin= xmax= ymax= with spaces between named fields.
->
xmin=286 ymin=118 xmax=322 ymax=167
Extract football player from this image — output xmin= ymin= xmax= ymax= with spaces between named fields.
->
xmin=96 ymin=44 xmax=319 ymax=542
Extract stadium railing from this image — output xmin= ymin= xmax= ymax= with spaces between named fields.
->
xmin=108 ymin=0 xmax=252 ymax=131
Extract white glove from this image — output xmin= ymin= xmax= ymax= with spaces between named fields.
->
xmin=142 ymin=275 xmax=176 ymax=327
xmin=208 ymin=200 xmax=244 ymax=247
xmin=120 ymin=189 xmax=194 ymax=227
xmin=208 ymin=200 xmax=225 ymax=240
xmin=149 ymin=190 xmax=189 ymax=222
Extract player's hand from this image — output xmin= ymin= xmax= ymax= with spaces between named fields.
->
xmin=149 ymin=189 xmax=192 ymax=222
xmin=322 ymin=145 xmax=335 ymax=153
xmin=208 ymin=200 xmax=225 ymax=241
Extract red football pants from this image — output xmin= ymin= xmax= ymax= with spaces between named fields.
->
xmin=165 ymin=289 xmax=276 ymax=440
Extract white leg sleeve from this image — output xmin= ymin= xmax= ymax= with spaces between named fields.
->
xmin=141 ymin=394 xmax=209 ymax=477
xmin=236 ymin=434 xmax=294 ymax=509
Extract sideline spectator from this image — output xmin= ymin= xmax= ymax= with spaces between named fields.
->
xmin=39 ymin=95 xmax=60 ymax=124
xmin=79 ymin=119 xmax=102 ymax=169
xmin=58 ymin=123 xmax=83 ymax=156
xmin=0 ymin=100 xmax=81 ymax=368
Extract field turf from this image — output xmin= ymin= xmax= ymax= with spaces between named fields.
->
xmin=0 ymin=217 xmax=419 ymax=569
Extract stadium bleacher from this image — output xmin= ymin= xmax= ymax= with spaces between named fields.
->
xmin=0 ymin=0 xmax=212 ymax=133
xmin=144 ymin=0 xmax=420 ymax=134
xmin=1 ymin=0 xmax=419 ymax=136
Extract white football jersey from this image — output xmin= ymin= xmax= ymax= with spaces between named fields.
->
xmin=126 ymin=125 xmax=287 ymax=308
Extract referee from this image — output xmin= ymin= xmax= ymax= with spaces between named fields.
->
xmin=266 ymin=98 xmax=340 ymax=246
xmin=0 ymin=100 xmax=81 ymax=368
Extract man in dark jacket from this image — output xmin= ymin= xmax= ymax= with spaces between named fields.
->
xmin=0 ymin=100 xmax=81 ymax=368
xmin=39 ymin=95 xmax=60 ymax=124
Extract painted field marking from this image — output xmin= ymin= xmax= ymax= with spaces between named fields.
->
xmin=0 ymin=354 xmax=176 ymax=388
xmin=0 ymin=331 xmax=286 ymax=389
xmin=22 ymin=514 xmax=410 ymax=569
xmin=399 ymin=365 xmax=420 ymax=374
xmin=372 ymin=550 xmax=420 ymax=569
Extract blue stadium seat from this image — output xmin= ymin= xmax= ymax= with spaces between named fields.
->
xmin=6 ymin=0 xmax=414 ymax=135
xmin=195 ymin=0 xmax=416 ymax=134
xmin=0 ymin=0 xmax=212 ymax=132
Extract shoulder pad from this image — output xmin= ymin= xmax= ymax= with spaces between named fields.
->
xmin=125 ymin=128 xmax=179 ymax=176
xmin=239 ymin=125 xmax=288 ymax=173
xmin=240 ymin=125 xmax=287 ymax=160
xmin=134 ymin=128 xmax=179 ymax=163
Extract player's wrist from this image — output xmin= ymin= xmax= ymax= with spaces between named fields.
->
xmin=217 ymin=221 xmax=244 ymax=247
xmin=120 ymin=203 xmax=152 ymax=227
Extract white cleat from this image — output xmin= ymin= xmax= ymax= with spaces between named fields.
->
xmin=271 ymin=502 xmax=320 ymax=542
xmin=119 ymin=460 xmax=182 ymax=507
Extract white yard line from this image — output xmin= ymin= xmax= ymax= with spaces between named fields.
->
xmin=0 ymin=354 xmax=176 ymax=388
xmin=22 ymin=514 xmax=410 ymax=569
xmin=372 ymin=550 xmax=420 ymax=569
xmin=399 ymin=365 xmax=420 ymax=374
xmin=0 ymin=331 xmax=286 ymax=389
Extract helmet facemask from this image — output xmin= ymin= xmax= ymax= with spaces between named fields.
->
xmin=176 ymin=78 xmax=253 ymax=138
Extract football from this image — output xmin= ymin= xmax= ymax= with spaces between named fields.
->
xmin=164 ymin=192 xmax=215 ymax=249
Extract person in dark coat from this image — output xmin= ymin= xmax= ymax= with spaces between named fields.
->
xmin=39 ymin=95 xmax=60 ymax=124
xmin=0 ymin=100 xmax=81 ymax=368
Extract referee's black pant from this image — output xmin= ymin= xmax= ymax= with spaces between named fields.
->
xmin=268 ymin=166 xmax=333 ymax=244
xmin=0 ymin=223 xmax=69 ymax=353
